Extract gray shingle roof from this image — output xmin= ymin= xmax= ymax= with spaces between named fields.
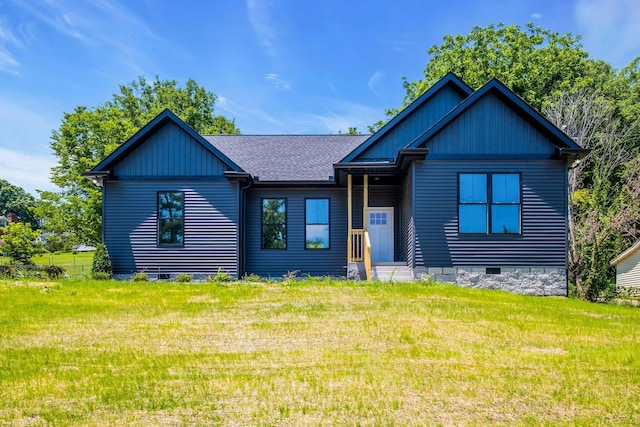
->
xmin=204 ymin=134 xmax=370 ymax=181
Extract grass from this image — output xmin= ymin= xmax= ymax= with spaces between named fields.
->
xmin=1 ymin=278 xmax=639 ymax=425
xmin=20 ymin=252 xmax=94 ymax=276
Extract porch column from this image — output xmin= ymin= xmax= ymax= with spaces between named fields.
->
xmin=363 ymin=174 xmax=369 ymax=232
xmin=347 ymin=174 xmax=352 ymax=261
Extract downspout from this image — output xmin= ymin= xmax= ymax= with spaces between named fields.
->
xmin=238 ymin=179 xmax=253 ymax=278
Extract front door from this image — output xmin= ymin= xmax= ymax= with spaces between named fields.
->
xmin=368 ymin=207 xmax=394 ymax=262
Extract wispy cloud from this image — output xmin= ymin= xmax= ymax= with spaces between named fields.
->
xmin=246 ymin=0 xmax=278 ymax=57
xmin=282 ymin=97 xmax=382 ymax=134
xmin=368 ymin=71 xmax=384 ymax=97
xmin=0 ymin=19 xmax=22 ymax=75
xmin=8 ymin=0 xmax=164 ymax=75
xmin=575 ymin=0 xmax=640 ymax=69
xmin=216 ymin=94 xmax=284 ymax=129
xmin=265 ymin=73 xmax=291 ymax=89
xmin=531 ymin=13 xmax=543 ymax=19
xmin=0 ymin=147 xmax=57 ymax=195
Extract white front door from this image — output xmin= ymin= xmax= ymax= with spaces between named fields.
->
xmin=368 ymin=207 xmax=394 ymax=262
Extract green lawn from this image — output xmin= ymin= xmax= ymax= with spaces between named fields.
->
xmin=1 ymin=279 xmax=639 ymax=425
xmin=32 ymin=252 xmax=94 ymax=276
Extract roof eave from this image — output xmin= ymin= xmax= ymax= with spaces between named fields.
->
xmin=610 ymin=240 xmax=640 ymax=266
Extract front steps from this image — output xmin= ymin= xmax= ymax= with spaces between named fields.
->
xmin=371 ymin=262 xmax=413 ymax=282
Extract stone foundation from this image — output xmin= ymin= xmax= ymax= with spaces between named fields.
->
xmin=415 ymin=267 xmax=567 ymax=296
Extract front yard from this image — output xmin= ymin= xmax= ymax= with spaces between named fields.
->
xmin=1 ymin=278 xmax=638 ymax=425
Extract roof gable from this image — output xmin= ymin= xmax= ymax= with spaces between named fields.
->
xmin=407 ymin=78 xmax=587 ymax=155
xmin=611 ymin=240 xmax=640 ymax=266
xmin=340 ymin=73 xmax=473 ymax=163
xmin=89 ymin=109 xmax=244 ymax=175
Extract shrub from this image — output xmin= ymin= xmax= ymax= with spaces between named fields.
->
xmin=212 ymin=268 xmax=232 ymax=283
xmin=132 ymin=272 xmax=147 ymax=282
xmin=43 ymin=265 xmax=66 ymax=279
xmin=242 ymin=273 xmax=261 ymax=282
xmin=175 ymin=273 xmax=192 ymax=283
xmin=91 ymin=244 xmax=112 ymax=278
xmin=1 ymin=222 xmax=43 ymax=265
xmin=92 ymin=272 xmax=111 ymax=280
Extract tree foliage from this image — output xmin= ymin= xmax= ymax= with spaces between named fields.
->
xmin=374 ymin=22 xmax=640 ymax=300
xmin=371 ymin=23 xmax=602 ymax=132
xmin=38 ymin=76 xmax=239 ymax=244
xmin=91 ymin=243 xmax=112 ymax=278
xmin=1 ymin=222 xmax=43 ymax=265
xmin=0 ymin=179 xmax=38 ymax=228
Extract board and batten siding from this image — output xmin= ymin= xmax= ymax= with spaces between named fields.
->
xmin=413 ymin=159 xmax=567 ymax=267
xmin=615 ymin=248 xmax=640 ymax=289
xmin=426 ymin=93 xmax=556 ymax=156
xmin=104 ymin=180 xmax=239 ymax=275
xmin=112 ymin=121 xmax=229 ymax=177
xmin=355 ymin=86 xmax=466 ymax=161
xmin=245 ymin=188 xmax=347 ymax=277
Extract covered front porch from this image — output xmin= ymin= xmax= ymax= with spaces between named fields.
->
xmin=341 ymin=170 xmax=410 ymax=281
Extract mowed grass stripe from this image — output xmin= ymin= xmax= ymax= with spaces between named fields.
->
xmin=0 ymin=279 xmax=639 ymax=425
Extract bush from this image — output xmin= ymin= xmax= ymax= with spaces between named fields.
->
xmin=212 ymin=268 xmax=232 ymax=283
xmin=1 ymin=222 xmax=43 ymax=265
xmin=175 ymin=273 xmax=192 ymax=283
xmin=132 ymin=272 xmax=147 ymax=282
xmin=91 ymin=244 xmax=112 ymax=278
xmin=92 ymin=272 xmax=111 ymax=280
xmin=43 ymin=265 xmax=66 ymax=279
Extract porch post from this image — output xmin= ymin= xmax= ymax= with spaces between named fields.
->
xmin=347 ymin=174 xmax=352 ymax=261
xmin=363 ymin=174 xmax=369 ymax=232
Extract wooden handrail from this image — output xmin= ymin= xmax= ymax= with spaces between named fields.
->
xmin=364 ymin=231 xmax=372 ymax=281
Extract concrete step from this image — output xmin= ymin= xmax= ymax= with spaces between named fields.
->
xmin=371 ymin=264 xmax=413 ymax=282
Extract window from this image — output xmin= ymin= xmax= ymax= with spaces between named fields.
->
xmin=262 ymin=199 xmax=287 ymax=249
xmin=459 ymin=173 xmax=520 ymax=234
xmin=158 ymin=192 xmax=184 ymax=245
xmin=369 ymin=212 xmax=387 ymax=225
xmin=306 ymin=199 xmax=329 ymax=249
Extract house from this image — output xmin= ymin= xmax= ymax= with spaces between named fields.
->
xmin=0 ymin=213 xmax=19 ymax=227
xmin=610 ymin=240 xmax=640 ymax=295
xmin=85 ymin=74 xmax=588 ymax=295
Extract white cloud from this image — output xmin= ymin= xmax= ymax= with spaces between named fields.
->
xmin=575 ymin=0 xmax=640 ymax=68
xmin=246 ymin=0 xmax=278 ymax=57
xmin=0 ymin=19 xmax=21 ymax=74
xmin=531 ymin=13 xmax=543 ymax=19
xmin=215 ymin=94 xmax=284 ymax=129
xmin=368 ymin=71 xmax=384 ymax=97
xmin=265 ymin=73 xmax=291 ymax=89
xmin=0 ymin=147 xmax=57 ymax=195
xmin=282 ymin=97 xmax=382 ymax=134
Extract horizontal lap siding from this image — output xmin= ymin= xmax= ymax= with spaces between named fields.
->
xmin=401 ymin=166 xmax=414 ymax=267
xmin=414 ymin=159 xmax=567 ymax=267
xmin=617 ymin=250 xmax=640 ymax=288
xmin=104 ymin=180 xmax=239 ymax=275
xmin=245 ymin=188 xmax=347 ymax=277
xmin=357 ymin=86 xmax=465 ymax=161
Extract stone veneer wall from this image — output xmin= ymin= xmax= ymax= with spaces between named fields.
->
xmin=415 ymin=267 xmax=567 ymax=296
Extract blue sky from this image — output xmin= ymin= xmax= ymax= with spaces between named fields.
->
xmin=1 ymin=0 xmax=639 ymax=195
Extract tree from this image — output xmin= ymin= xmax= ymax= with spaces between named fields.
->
xmin=0 ymin=179 xmax=38 ymax=228
xmin=1 ymin=222 xmax=43 ymax=265
xmin=371 ymin=23 xmax=599 ymax=131
xmin=91 ymin=243 xmax=113 ymax=278
xmin=545 ymin=90 xmax=640 ymax=299
xmin=38 ymin=76 xmax=239 ymax=244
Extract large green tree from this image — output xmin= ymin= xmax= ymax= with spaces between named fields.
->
xmin=371 ymin=23 xmax=607 ymax=131
xmin=0 ymin=179 xmax=38 ymax=228
xmin=37 ymin=77 xmax=239 ymax=244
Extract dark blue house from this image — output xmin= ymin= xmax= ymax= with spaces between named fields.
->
xmin=86 ymin=74 xmax=587 ymax=295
